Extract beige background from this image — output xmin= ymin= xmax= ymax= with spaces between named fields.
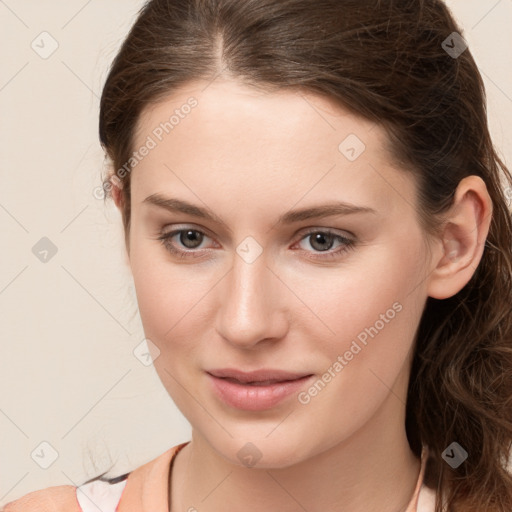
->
xmin=0 ymin=0 xmax=511 ymax=505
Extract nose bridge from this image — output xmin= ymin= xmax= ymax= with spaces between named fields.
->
xmin=215 ymin=244 xmax=286 ymax=348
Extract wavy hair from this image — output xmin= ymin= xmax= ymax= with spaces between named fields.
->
xmin=98 ymin=0 xmax=512 ymax=509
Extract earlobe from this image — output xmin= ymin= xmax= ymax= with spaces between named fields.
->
xmin=427 ymin=176 xmax=493 ymax=300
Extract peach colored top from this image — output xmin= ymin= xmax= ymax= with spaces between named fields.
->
xmin=3 ymin=442 xmax=436 ymax=511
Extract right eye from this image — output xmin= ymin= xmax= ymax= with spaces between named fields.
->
xmin=156 ymin=227 xmax=216 ymax=259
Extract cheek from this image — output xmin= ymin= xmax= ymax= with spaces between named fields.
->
xmin=129 ymin=239 xmax=198 ymax=348
xmin=290 ymin=292 xmax=424 ymax=442
xmin=130 ymin=250 xmax=209 ymax=406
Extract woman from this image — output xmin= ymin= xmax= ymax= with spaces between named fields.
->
xmin=4 ymin=0 xmax=512 ymax=511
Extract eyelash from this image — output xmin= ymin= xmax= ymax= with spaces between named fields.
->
xmin=155 ymin=227 xmax=356 ymax=261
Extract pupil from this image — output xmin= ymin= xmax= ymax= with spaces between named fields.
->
xmin=311 ymin=233 xmax=333 ymax=251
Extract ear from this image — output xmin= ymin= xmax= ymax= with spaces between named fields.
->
xmin=110 ymin=175 xmax=124 ymax=210
xmin=109 ymin=175 xmax=131 ymax=263
xmin=427 ymin=176 xmax=493 ymax=299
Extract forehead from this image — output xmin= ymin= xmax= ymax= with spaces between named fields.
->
xmin=130 ymin=79 xmax=417 ymax=219
xmin=134 ymin=79 xmax=387 ymax=155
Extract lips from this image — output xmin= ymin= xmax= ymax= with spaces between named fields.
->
xmin=206 ymin=368 xmax=314 ymax=411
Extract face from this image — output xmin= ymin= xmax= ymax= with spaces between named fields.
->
xmin=124 ymin=79 xmax=432 ymax=468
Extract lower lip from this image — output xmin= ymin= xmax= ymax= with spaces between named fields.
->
xmin=207 ymin=373 xmax=314 ymax=411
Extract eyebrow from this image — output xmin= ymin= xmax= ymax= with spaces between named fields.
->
xmin=142 ymin=193 xmax=377 ymax=229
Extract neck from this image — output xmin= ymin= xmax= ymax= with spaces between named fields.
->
xmin=170 ymin=391 xmax=422 ymax=512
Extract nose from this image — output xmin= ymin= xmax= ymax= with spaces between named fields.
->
xmin=215 ymin=246 xmax=289 ymax=350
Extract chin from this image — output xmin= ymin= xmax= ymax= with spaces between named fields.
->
xmin=206 ymin=432 xmax=313 ymax=470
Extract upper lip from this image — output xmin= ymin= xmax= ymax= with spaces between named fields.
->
xmin=207 ymin=368 xmax=313 ymax=383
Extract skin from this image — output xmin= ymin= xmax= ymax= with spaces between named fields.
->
xmin=111 ymin=79 xmax=492 ymax=512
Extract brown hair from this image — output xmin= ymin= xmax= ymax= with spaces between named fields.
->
xmin=98 ymin=0 xmax=512 ymax=509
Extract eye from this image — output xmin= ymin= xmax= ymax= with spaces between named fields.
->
xmin=156 ymin=228 xmax=215 ymax=259
xmin=293 ymin=229 xmax=356 ymax=260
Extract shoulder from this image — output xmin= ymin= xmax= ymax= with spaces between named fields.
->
xmin=2 ymin=485 xmax=80 ymax=512
xmin=2 ymin=479 xmax=129 ymax=512
xmin=2 ymin=442 xmax=189 ymax=512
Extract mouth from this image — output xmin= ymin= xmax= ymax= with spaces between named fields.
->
xmin=207 ymin=368 xmax=312 ymax=383
xmin=206 ymin=368 xmax=314 ymax=411
xmin=221 ymin=377 xmax=297 ymax=386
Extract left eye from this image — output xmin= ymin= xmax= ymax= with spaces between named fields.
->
xmin=170 ymin=229 xmax=208 ymax=249
xmin=297 ymin=231 xmax=350 ymax=252
xmin=156 ymin=228 xmax=355 ymax=260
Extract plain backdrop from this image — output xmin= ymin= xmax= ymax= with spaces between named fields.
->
xmin=1 ymin=0 xmax=511 ymax=505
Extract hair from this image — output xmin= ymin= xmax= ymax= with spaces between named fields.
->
xmin=96 ymin=0 xmax=512 ymax=509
